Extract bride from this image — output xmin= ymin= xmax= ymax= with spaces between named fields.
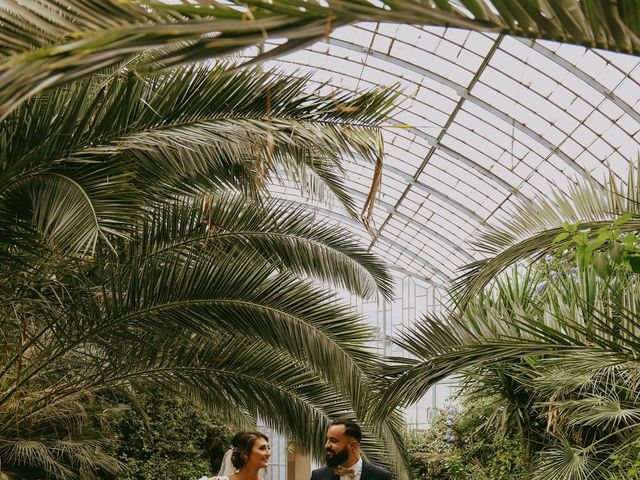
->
xmin=202 ymin=432 xmax=270 ymax=480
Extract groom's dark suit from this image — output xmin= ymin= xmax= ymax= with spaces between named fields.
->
xmin=311 ymin=462 xmax=392 ymax=480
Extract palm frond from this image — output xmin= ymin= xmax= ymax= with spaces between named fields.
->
xmin=533 ymin=441 xmax=604 ymax=480
xmin=453 ymin=161 xmax=640 ymax=307
xmin=3 ymin=1 xmax=640 ymax=119
xmin=138 ymin=195 xmax=394 ymax=299
xmin=101 ymin=255 xmax=377 ymax=404
xmin=4 ymin=236 xmax=379 ymax=416
xmin=1 ymin=63 xmax=396 ymax=253
xmin=0 ymin=417 xmax=123 ymax=480
xmin=376 ymin=261 xmax=640 ymax=416
xmin=0 ymin=310 xmax=405 ymax=475
xmin=5 ymin=166 xmax=138 ymax=255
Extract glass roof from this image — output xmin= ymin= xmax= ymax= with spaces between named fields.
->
xmin=258 ymin=24 xmax=640 ymax=286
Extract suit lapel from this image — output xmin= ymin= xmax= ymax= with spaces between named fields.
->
xmin=360 ymin=462 xmax=369 ymax=480
xmin=327 ymin=467 xmax=339 ymax=480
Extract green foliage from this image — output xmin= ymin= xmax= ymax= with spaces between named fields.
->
xmin=109 ymin=389 xmax=232 ymax=480
xmin=405 ymin=398 xmax=528 ymax=480
xmin=2 ymin=1 xmax=640 ymax=124
xmin=381 ymin=160 xmax=640 ymax=479
xmin=551 ymin=213 xmax=639 ymax=278
xmin=609 ymin=438 xmax=640 ymax=480
xmin=0 ymin=60 xmax=406 ymax=478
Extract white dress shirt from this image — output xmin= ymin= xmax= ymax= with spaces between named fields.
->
xmin=339 ymin=457 xmax=363 ymax=480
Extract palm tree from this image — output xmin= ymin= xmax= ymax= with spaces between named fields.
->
xmin=0 ymin=61 xmax=407 ymax=478
xmin=377 ymin=161 xmax=640 ymax=479
xmin=1 ymin=1 xmax=640 ymax=121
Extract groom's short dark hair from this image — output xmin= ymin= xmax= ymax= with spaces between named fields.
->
xmin=331 ymin=418 xmax=362 ymax=442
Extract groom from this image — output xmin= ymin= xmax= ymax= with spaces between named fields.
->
xmin=311 ymin=419 xmax=392 ymax=480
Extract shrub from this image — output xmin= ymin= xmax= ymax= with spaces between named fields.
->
xmin=405 ymin=398 xmax=529 ymax=480
xmin=107 ymin=389 xmax=233 ymax=480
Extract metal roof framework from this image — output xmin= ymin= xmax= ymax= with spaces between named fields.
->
xmin=260 ymin=24 xmax=640 ymax=286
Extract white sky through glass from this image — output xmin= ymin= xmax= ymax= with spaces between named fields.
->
xmin=252 ymin=24 xmax=640 ymax=286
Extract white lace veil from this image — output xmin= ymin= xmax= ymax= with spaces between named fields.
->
xmin=217 ymin=448 xmax=235 ymax=477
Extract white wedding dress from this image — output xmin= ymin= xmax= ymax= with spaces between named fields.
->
xmin=198 ymin=448 xmax=235 ymax=480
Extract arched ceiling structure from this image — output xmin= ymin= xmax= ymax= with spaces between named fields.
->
xmin=259 ymin=24 xmax=640 ymax=287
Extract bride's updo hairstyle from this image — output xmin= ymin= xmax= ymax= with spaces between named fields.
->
xmin=231 ymin=431 xmax=269 ymax=469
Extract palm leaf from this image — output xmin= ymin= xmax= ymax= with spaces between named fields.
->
xmin=103 ymin=334 xmax=402 ymax=469
xmin=3 ymin=0 xmax=640 ymax=120
xmin=0 ymin=270 xmax=404 ymax=473
xmin=533 ymin=441 xmax=603 ymax=480
xmin=453 ymin=162 xmax=640 ymax=307
xmin=0 ymin=63 xmax=396 ymax=255
xmin=2 ymin=225 xmax=380 ymax=424
xmin=138 ymin=195 xmax=394 ymax=299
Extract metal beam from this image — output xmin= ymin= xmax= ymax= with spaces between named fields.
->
xmin=328 ymin=37 xmax=588 ymax=178
xmin=279 ymin=196 xmax=450 ymax=285
xmin=365 ymin=34 xmax=505 ymax=245
xmin=385 ymin=120 xmax=527 ymax=201
xmin=340 ymin=185 xmax=477 ymax=263
xmin=517 ymin=38 xmax=640 ymax=126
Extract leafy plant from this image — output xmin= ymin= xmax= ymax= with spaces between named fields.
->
xmin=108 ymin=388 xmax=233 ymax=480
xmin=3 ymin=1 xmax=640 ymax=122
xmin=405 ymin=398 xmax=528 ymax=480
xmin=379 ymin=160 xmax=640 ymax=479
xmin=0 ymin=59 xmax=406 ymax=478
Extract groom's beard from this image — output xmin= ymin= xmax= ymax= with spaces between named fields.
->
xmin=325 ymin=446 xmax=349 ymax=467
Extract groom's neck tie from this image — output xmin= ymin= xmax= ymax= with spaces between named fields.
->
xmin=334 ymin=467 xmax=355 ymax=480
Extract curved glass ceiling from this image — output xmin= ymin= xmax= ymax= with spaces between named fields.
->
xmin=258 ymin=24 xmax=640 ymax=286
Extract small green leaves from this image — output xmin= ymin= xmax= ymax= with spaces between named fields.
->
xmin=553 ymin=232 xmax=570 ymax=243
xmin=592 ymin=252 xmax=609 ymax=279
xmin=550 ymin=216 xmax=640 ymax=278
xmin=563 ymin=221 xmax=579 ymax=233
xmin=610 ymin=242 xmax=624 ymax=263
xmin=629 ymin=255 xmax=640 ymax=274
xmin=614 ymin=212 xmax=633 ymax=226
